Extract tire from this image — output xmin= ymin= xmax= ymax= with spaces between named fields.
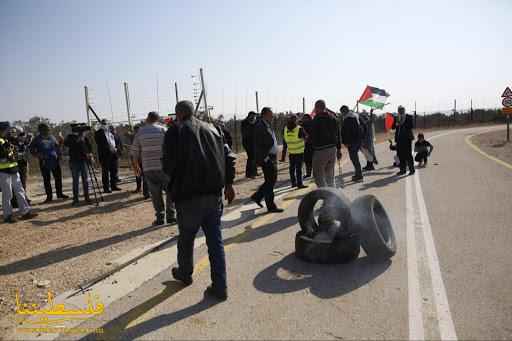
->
xmin=350 ymin=195 xmax=397 ymax=259
xmin=295 ymin=231 xmax=361 ymax=264
xmin=298 ymin=188 xmax=352 ymax=236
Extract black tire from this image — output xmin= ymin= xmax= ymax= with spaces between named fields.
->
xmin=350 ymin=195 xmax=397 ymax=259
xmin=297 ymin=188 xmax=352 ymax=236
xmin=295 ymin=231 xmax=361 ymax=264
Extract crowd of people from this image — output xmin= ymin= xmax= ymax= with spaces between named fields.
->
xmin=0 ymin=98 xmax=434 ymax=301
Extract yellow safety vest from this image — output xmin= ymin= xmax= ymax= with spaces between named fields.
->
xmin=0 ymin=137 xmax=18 ymax=170
xmin=284 ymin=126 xmax=305 ymax=155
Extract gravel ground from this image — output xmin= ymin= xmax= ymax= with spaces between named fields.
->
xmin=472 ymin=128 xmax=512 ymax=165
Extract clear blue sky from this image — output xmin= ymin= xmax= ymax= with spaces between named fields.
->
xmin=0 ymin=0 xmax=509 ymax=123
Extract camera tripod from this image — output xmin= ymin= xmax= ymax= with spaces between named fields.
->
xmin=86 ymin=159 xmax=104 ymax=206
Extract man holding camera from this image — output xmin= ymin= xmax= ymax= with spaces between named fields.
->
xmin=64 ymin=124 xmax=93 ymax=206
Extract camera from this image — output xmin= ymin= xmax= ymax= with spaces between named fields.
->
xmin=71 ymin=123 xmax=91 ymax=133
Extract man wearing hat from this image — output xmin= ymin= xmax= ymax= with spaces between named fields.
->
xmin=94 ymin=119 xmax=122 ymax=193
xmin=0 ymin=122 xmax=38 ymax=223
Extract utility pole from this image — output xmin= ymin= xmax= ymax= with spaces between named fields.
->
xmin=174 ymin=82 xmax=179 ymax=105
xmin=454 ymin=99 xmax=457 ymax=122
xmin=84 ymin=86 xmax=91 ymax=126
xmin=199 ymin=68 xmax=210 ymax=121
xmin=106 ymin=81 xmax=114 ymax=122
xmin=302 ymin=97 xmax=306 ymax=115
xmin=255 ymin=91 xmax=259 ymax=113
xmin=470 ymin=98 xmax=474 ymax=121
xmin=414 ymin=101 xmax=417 ymax=128
xmin=156 ymin=74 xmax=160 ymax=112
xmin=123 ymin=82 xmax=132 ymax=128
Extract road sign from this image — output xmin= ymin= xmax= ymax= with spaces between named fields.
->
xmin=503 ymin=97 xmax=512 ymax=108
xmin=502 ymin=87 xmax=512 ymax=98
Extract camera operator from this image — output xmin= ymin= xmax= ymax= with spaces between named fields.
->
xmin=64 ymin=124 xmax=93 ymax=206
xmin=7 ymin=126 xmax=32 ymax=206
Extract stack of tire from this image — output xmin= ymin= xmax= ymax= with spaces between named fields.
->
xmin=295 ymin=188 xmax=396 ymax=264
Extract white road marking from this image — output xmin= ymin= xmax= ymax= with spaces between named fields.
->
xmin=414 ymin=172 xmax=458 ymax=340
xmin=406 ymin=175 xmax=426 ymax=340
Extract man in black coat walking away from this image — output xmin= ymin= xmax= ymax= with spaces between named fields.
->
xmin=250 ymin=107 xmax=283 ymax=213
xmin=340 ymin=105 xmax=363 ymax=182
xmin=241 ymin=111 xmax=258 ymax=178
xmin=395 ymin=106 xmax=415 ymax=175
xmin=163 ymin=100 xmax=236 ymax=301
xmin=94 ymin=120 xmax=121 ymax=193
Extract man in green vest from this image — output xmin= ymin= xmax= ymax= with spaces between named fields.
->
xmin=0 ymin=122 xmax=37 ymax=223
xmin=281 ymin=114 xmax=308 ymax=189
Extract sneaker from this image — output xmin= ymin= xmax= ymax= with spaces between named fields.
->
xmin=250 ymin=195 xmax=263 ymax=208
xmin=19 ymin=211 xmax=38 ymax=220
xmin=267 ymin=207 xmax=284 ymax=213
xmin=4 ymin=215 xmax=18 ymax=223
xmin=57 ymin=194 xmax=69 ymax=199
xmin=204 ymin=285 xmax=227 ymax=301
xmin=172 ymin=267 xmax=193 ymax=286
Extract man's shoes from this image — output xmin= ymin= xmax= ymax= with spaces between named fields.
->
xmin=19 ymin=211 xmax=38 ymax=220
xmin=363 ymin=162 xmax=375 ymax=171
xmin=4 ymin=215 xmax=18 ymax=223
xmin=291 ymin=183 xmax=297 ymax=188
xmin=374 ymin=158 xmax=379 ymax=165
xmin=267 ymin=207 xmax=284 ymax=213
xmin=153 ymin=218 xmax=165 ymax=226
xmin=104 ymin=189 xmax=112 ymax=194
xmin=166 ymin=216 xmax=177 ymax=225
xmin=84 ymin=197 xmax=93 ymax=205
xmin=143 ymin=194 xmax=150 ymax=200
xmin=111 ymin=187 xmax=122 ymax=191
xmin=57 ymin=194 xmax=69 ymax=199
xmin=352 ymin=175 xmax=364 ymax=182
xmin=408 ymin=170 xmax=416 ymax=176
xmin=132 ymin=188 xmax=141 ymax=194
xmin=43 ymin=197 xmax=53 ymax=204
xmin=72 ymin=200 xmax=80 ymax=206
xmin=396 ymin=171 xmax=406 ymax=176
xmin=297 ymin=184 xmax=308 ymax=189
xmin=172 ymin=267 xmax=193 ymax=286
xmin=250 ymin=195 xmax=263 ymax=208
xmin=204 ymin=285 xmax=227 ymax=301
xmin=303 ymin=174 xmax=311 ymax=179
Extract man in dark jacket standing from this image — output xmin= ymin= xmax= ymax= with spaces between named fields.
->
xmin=64 ymin=125 xmax=93 ymax=206
xmin=341 ymin=105 xmax=363 ymax=182
xmin=250 ymin=107 xmax=283 ymax=213
xmin=163 ymin=100 xmax=236 ymax=301
xmin=94 ymin=120 xmax=121 ymax=193
xmin=301 ymin=114 xmax=314 ymax=178
xmin=395 ymin=106 xmax=415 ymax=175
xmin=241 ymin=111 xmax=258 ymax=178
xmin=311 ymin=100 xmax=342 ymax=187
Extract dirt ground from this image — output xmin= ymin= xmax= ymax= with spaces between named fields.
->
xmin=472 ymin=128 xmax=512 ymax=165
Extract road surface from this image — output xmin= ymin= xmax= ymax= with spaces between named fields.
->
xmin=10 ymin=126 xmax=512 ymax=340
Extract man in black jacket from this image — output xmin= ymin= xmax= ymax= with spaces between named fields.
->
xmin=241 ymin=111 xmax=258 ymax=178
xmin=395 ymin=106 xmax=415 ymax=175
xmin=162 ymin=100 xmax=236 ymax=301
xmin=94 ymin=120 xmax=121 ymax=193
xmin=311 ymin=100 xmax=342 ymax=187
xmin=341 ymin=105 xmax=364 ymax=182
xmin=64 ymin=125 xmax=93 ymax=206
xmin=250 ymin=107 xmax=283 ymax=213
xmin=301 ymin=114 xmax=314 ymax=178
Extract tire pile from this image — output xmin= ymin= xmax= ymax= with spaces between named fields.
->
xmin=295 ymin=188 xmax=397 ymax=264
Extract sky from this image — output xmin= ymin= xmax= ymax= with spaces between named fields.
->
xmin=0 ymin=0 xmax=510 ymax=123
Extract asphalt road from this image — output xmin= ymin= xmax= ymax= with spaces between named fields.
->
xmin=11 ymin=125 xmax=511 ymax=341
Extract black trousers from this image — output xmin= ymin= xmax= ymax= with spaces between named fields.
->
xmin=253 ymin=157 xmax=278 ymax=209
xmin=398 ymin=142 xmax=415 ymax=172
xmin=415 ymin=152 xmax=428 ymax=163
xmin=40 ymin=161 xmax=64 ymax=199
xmin=304 ymin=144 xmax=313 ymax=176
xmin=289 ymin=153 xmax=304 ymax=187
xmin=244 ymin=147 xmax=257 ymax=178
xmin=348 ymin=144 xmax=362 ymax=177
xmin=100 ymin=156 xmax=119 ymax=191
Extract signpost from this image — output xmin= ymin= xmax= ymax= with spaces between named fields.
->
xmin=502 ymin=86 xmax=512 ymax=142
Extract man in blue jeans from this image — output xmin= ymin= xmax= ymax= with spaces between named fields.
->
xmin=163 ymin=100 xmax=236 ymax=301
xmin=64 ymin=124 xmax=92 ymax=206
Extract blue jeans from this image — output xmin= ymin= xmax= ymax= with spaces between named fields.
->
xmin=70 ymin=160 xmax=89 ymax=201
xmin=176 ymin=195 xmax=226 ymax=289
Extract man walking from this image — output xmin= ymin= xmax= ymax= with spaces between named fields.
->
xmin=64 ymin=125 xmax=93 ymax=206
xmin=132 ymin=112 xmax=175 ymax=225
xmin=29 ymin=123 xmax=69 ymax=202
xmin=251 ymin=107 xmax=283 ymax=213
xmin=241 ymin=111 xmax=258 ymax=178
xmin=94 ymin=120 xmax=121 ymax=193
xmin=163 ymin=100 xmax=236 ymax=301
xmin=0 ymin=122 xmax=37 ymax=223
xmin=395 ymin=105 xmax=415 ymax=175
xmin=341 ymin=105 xmax=364 ymax=182
xmin=311 ymin=100 xmax=342 ymax=188
xmin=281 ymin=114 xmax=308 ymax=189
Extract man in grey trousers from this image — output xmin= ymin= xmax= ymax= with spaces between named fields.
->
xmin=132 ymin=112 xmax=176 ymax=225
xmin=311 ymin=100 xmax=342 ymax=188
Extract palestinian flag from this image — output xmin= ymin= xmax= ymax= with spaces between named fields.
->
xmin=359 ymin=85 xmax=390 ymax=109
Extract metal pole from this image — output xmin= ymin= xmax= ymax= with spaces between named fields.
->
xmin=174 ymin=82 xmax=179 ymax=104
xmin=507 ymin=114 xmax=510 ymax=142
xmin=106 ymin=81 xmax=114 ymax=122
xmin=414 ymin=101 xmax=417 ymax=128
xmin=199 ymin=68 xmax=210 ymax=121
xmin=156 ymin=75 xmax=160 ymax=112
xmin=84 ymin=86 xmax=91 ymax=126
xmin=470 ymin=99 xmax=473 ymax=121
xmin=255 ymin=91 xmax=259 ymax=113
xmin=123 ymin=82 xmax=132 ymax=128
xmin=302 ymin=97 xmax=305 ymax=115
